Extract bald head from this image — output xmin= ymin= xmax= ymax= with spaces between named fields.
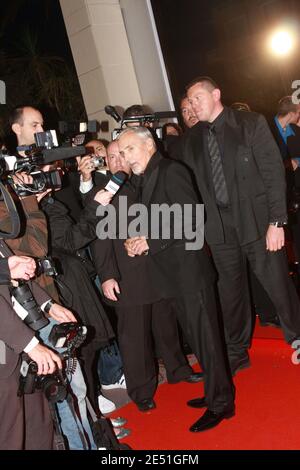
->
xmin=107 ymin=140 xmax=131 ymax=175
xmin=11 ymin=106 xmax=44 ymax=146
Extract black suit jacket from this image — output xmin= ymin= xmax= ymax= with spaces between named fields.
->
xmin=92 ymin=154 xmax=215 ymax=305
xmin=183 ymin=107 xmax=287 ymax=245
xmin=139 ymin=152 xmax=215 ymax=299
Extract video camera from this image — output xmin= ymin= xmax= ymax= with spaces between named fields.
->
xmin=0 ymin=130 xmax=87 ymax=196
xmin=59 ymin=120 xmax=98 ymax=145
xmin=105 ymin=105 xmax=178 ymax=140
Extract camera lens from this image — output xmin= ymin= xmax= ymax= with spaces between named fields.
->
xmin=91 ymin=156 xmax=105 ymax=169
xmin=40 ymin=374 xmax=67 ymax=403
xmin=10 ymin=283 xmax=49 ymax=331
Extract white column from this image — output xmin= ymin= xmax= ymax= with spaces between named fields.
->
xmin=59 ymin=0 xmax=174 ymax=139
xmin=60 ymin=0 xmax=142 ymax=138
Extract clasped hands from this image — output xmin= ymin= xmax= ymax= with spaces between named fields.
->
xmin=124 ymin=236 xmax=149 ymax=257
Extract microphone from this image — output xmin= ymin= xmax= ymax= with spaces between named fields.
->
xmin=104 ymin=105 xmax=121 ymax=123
xmin=105 ymin=171 xmax=128 ymax=195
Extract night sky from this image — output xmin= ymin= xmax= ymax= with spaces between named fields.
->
xmin=1 ymin=0 xmax=300 ymax=124
xmin=151 ymin=0 xmax=300 ymax=122
xmin=1 ymin=0 xmax=73 ymax=63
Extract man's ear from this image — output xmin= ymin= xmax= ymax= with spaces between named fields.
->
xmin=212 ymin=88 xmax=221 ymax=102
xmin=146 ymin=137 xmax=155 ymax=152
xmin=12 ymin=123 xmax=21 ymax=136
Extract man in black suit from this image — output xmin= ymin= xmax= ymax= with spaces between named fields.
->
xmin=0 ymin=255 xmax=62 ymax=449
xmin=118 ymin=126 xmax=234 ymax=432
xmin=184 ymin=76 xmax=300 ymax=375
xmin=89 ymin=141 xmax=202 ymax=411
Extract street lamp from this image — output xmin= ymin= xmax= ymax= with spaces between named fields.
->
xmin=269 ymin=29 xmax=295 ymax=57
xmin=267 ymin=27 xmax=297 ymax=94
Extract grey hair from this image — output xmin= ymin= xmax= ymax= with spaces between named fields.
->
xmin=117 ymin=126 xmax=156 ymax=149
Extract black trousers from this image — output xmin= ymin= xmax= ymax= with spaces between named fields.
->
xmin=115 ymin=299 xmax=192 ymax=404
xmin=249 ymin=268 xmax=277 ymax=323
xmin=172 ymin=286 xmax=234 ymax=413
xmin=210 ymin=208 xmax=300 ymax=366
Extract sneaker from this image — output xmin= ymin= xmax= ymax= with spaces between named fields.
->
xmin=110 ymin=416 xmax=127 ymax=428
xmin=114 ymin=427 xmax=131 ymax=440
xmin=102 ymin=374 xmax=127 ymax=390
xmin=98 ymin=395 xmax=116 ymax=414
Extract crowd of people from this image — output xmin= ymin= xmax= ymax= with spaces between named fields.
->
xmin=1 ymin=75 xmax=300 ymax=449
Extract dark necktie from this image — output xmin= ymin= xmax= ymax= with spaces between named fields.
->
xmin=207 ymin=125 xmax=229 ymax=206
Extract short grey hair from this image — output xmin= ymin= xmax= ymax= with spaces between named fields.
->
xmin=117 ymin=126 xmax=156 ymax=150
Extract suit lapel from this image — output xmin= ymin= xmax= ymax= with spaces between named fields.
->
xmin=141 ymin=154 xmax=163 ymax=206
xmin=142 ymin=166 xmax=160 ymax=206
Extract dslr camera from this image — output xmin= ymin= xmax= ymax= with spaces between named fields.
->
xmin=18 ymin=322 xmax=87 ymax=403
xmin=18 ymin=359 xmax=67 ymax=403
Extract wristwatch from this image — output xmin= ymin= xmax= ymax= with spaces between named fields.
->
xmin=44 ymin=299 xmax=55 ymax=314
xmin=269 ymin=221 xmax=288 ymax=228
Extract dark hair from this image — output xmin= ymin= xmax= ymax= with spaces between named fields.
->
xmin=9 ymin=105 xmax=40 ymax=127
xmin=9 ymin=107 xmax=25 ymax=127
xmin=277 ymin=96 xmax=299 ymax=117
xmin=230 ymin=102 xmax=251 ymax=112
xmin=185 ymin=76 xmax=220 ymax=93
xmin=123 ymin=104 xmax=151 ymax=119
xmin=86 ymin=138 xmax=109 ymax=149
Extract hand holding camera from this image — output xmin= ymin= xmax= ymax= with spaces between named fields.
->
xmin=27 ymin=343 xmax=62 ymax=375
xmin=78 ymin=155 xmax=95 ymax=182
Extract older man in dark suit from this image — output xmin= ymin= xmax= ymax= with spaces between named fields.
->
xmin=118 ymin=126 xmax=234 ymax=432
xmin=183 ymin=76 xmax=300 ymax=376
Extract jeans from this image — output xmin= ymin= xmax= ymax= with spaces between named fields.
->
xmin=39 ymin=319 xmax=96 ymax=450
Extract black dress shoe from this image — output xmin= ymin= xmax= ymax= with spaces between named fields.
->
xmin=230 ymin=356 xmax=251 ymax=377
xmin=187 ymin=396 xmax=207 ymax=408
xmin=189 ymin=408 xmax=235 ymax=432
xmin=136 ymin=399 xmax=156 ymax=412
xmin=185 ymin=372 xmax=204 ymax=383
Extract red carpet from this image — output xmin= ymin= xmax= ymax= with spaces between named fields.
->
xmin=110 ymin=338 xmax=300 ymax=450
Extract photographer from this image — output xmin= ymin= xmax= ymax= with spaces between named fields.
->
xmin=4 ymin=105 xmax=97 ymax=449
xmin=0 ymin=254 xmax=62 ymax=450
xmin=78 ymin=139 xmax=109 ymax=194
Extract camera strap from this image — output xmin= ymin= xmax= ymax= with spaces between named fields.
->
xmin=0 ymin=182 xmax=21 ymax=239
xmin=0 ymin=238 xmax=14 ymax=257
xmin=48 ymin=402 xmax=66 ymax=450
xmin=65 ymin=392 xmax=89 ymax=450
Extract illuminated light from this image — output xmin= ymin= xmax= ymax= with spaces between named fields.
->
xmin=269 ymin=29 xmax=295 ymax=56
